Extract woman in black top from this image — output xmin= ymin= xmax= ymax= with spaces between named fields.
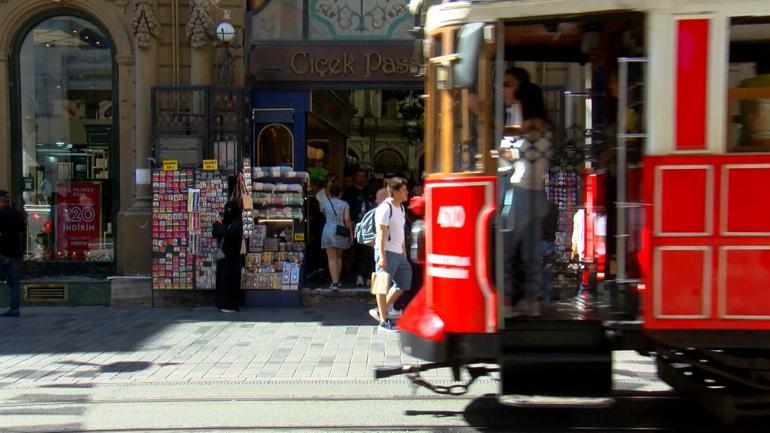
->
xmin=213 ymin=200 xmax=244 ymax=313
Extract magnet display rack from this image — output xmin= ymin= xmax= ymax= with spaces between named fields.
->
xmin=151 ymin=168 xmax=228 ymax=290
xmin=241 ymin=158 xmax=308 ymax=307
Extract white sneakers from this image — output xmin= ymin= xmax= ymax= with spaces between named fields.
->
xmin=368 ymin=306 xmax=403 ymax=322
xmin=388 ymin=306 xmax=403 ymax=318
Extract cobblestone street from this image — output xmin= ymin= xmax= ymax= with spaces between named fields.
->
xmin=0 ymin=302 xmax=666 ymax=390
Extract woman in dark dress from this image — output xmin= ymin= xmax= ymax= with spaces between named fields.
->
xmin=213 ymin=200 xmax=244 ymax=313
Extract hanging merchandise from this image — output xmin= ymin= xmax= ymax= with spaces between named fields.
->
xmin=194 ymin=171 xmax=228 ymax=289
xmin=151 ymin=169 xmax=194 ymax=289
xmin=545 ymin=162 xmax=581 ymax=297
xmin=151 ymin=168 xmax=230 ymax=290
xmin=240 ymin=158 xmax=255 ymax=239
xmin=240 ymin=163 xmax=308 ymax=291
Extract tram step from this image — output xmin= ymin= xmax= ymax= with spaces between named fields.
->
xmin=501 ymin=320 xmax=610 ymax=352
xmin=500 ymin=351 xmax=613 ymax=398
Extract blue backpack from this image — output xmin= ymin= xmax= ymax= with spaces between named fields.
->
xmin=355 ymin=202 xmax=403 ymax=247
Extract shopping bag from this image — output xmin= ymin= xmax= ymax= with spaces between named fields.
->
xmin=370 ymin=271 xmax=391 ymax=295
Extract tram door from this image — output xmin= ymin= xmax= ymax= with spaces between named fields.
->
xmin=495 ymin=16 xmax=648 ymax=316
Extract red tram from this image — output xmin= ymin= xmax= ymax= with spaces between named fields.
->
xmin=376 ymin=0 xmax=770 ymax=423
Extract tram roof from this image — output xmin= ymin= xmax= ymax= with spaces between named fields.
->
xmin=424 ymin=0 xmax=770 ymax=33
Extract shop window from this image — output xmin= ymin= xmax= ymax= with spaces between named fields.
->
xmin=728 ymin=18 xmax=770 ymax=152
xmin=16 ymin=15 xmax=114 ymax=262
xmin=257 ymin=123 xmax=294 ymax=166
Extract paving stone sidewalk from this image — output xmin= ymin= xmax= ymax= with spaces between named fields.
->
xmin=0 ymin=303 xmax=668 ymax=392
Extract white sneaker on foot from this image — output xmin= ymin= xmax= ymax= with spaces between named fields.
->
xmin=387 ymin=306 xmax=402 ymax=318
xmin=368 ymin=308 xmax=380 ymax=322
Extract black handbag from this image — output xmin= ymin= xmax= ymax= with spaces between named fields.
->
xmin=326 ymin=192 xmax=350 ymax=237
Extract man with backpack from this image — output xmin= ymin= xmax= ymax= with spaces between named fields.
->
xmin=365 ymin=177 xmax=412 ymax=333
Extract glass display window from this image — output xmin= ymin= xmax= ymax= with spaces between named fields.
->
xmin=15 ymin=15 xmax=114 ymax=262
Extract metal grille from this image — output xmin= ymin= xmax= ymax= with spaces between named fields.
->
xmin=24 ymin=285 xmax=68 ymax=303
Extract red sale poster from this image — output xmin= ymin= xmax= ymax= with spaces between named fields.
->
xmin=55 ymin=182 xmax=101 ymax=259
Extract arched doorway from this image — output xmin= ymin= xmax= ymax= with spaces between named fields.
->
xmin=374 ymin=148 xmax=406 ymax=175
xmin=12 ymin=13 xmax=117 ymax=269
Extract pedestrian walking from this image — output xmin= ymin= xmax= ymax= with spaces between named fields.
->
xmin=213 ymin=200 xmax=244 ymax=313
xmin=369 ymin=177 xmax=412 ymax=333
xmin=0 ymin=190 xmax=26 ymax=318
xmin=320 ymin=184 xmax=353 ymax=289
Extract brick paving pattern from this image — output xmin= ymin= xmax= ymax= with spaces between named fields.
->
xmin=0 ymin=303 xmax=668 ymax=392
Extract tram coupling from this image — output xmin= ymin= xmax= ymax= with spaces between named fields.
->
xmin=375 ymin=362 xmax=498 ymax=395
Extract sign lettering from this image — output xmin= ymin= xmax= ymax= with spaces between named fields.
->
xmin=163 ymin=160 xmax=178 ymax=171
xmin=437 ymin=206 xmax=466 ymax=228
xmin=55 ymin=182 xmax=101 ymax=259
xmin=202 ymin=159 xmax=218 ymax=171
xmin=251 ymin=43 xmax=422 ymax=83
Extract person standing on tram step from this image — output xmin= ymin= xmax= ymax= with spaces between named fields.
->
xmin=213 ymin=200 xmax=244 ymax=313
xmin=369 ymin=177 xmax=412 ymax=333
xmin=502 ymin=67 xmax=552 ymax=318
xmin=0 ymin=190 xmax=26 ymax=318
xmin=320 ymin=184 xmax=353 ymax=289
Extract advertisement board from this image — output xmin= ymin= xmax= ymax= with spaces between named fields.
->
xmin=55 ymin=182 xmax=101 ymax=259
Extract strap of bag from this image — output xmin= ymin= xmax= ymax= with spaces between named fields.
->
xmin=384 ymin=202 xmax=404 ymax=242
xmin=218 ymin=223 xmax=232 ymax=249
xmin=326 ymin=191 xmax=341 ymax=220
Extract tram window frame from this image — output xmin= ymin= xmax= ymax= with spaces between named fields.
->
xmin=726 ymin=18 xmax=770 ymax=153
xmin=425 ymin=27 xmax=494 ymax=177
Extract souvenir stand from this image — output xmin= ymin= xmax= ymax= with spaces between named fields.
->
xmin=150 ymin=167 xmax=229 ymax=290
xmin=150 ymin=86 xmax=247 ymax=293
xmin=241 ymin=120 xmax=309 ymax=307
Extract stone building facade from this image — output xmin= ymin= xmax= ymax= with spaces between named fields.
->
xmin=0 ymin=0 xmax=246 ymax=296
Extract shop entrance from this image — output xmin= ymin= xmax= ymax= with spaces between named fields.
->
xmin=248 ymin=86 xmax=424 ymax=291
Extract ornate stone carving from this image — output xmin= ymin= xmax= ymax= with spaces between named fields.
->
xmin=131 ymin=0 xmax=161 ymax=49
xmin=186 ymin=0 xmax=215 ymax=49
xmin=111 ymin=0 xmax=131 ymax=12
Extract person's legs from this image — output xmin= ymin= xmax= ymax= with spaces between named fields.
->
xmin=335 ymin=249 xmax=343 ymax=284
xmin=355 ymin=244 xmax=372 ymax=283
xmin=376 ymin=293 xmax=388 ymax=321
xmin=326 ymin=248 xmax=341 ymax=284
xmin=3 ymin=260 xmax=20 ymax=312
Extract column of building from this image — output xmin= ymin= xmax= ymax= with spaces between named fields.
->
xmin=118 ymin=0 xmax=162 ymax=274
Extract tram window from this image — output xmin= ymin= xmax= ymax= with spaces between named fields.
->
xmin=727 ymin=18 xmax=770 ymax=152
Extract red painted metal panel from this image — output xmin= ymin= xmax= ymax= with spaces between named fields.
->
xmin=721 ymin=248 xmax=770 ymax=318
xmin=643 ymin=154 xmax=770 ymax=330
xmin=658 ymin=167 xmax=709 ymax=234
xmin=424 ymin=176 xmax=497 ymax=333
xmin=723 ymin=166 xmax=770 ymax=234
xmin=675 ymin=19 xmax=709 ymax=151
xmin=658 ymin=249 xmax=707 ymax=317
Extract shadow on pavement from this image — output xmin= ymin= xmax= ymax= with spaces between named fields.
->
xmin=454 ymin=393 xmax=769 ymax=432
xmin=0 ymin=301 xmax=377 ymax=356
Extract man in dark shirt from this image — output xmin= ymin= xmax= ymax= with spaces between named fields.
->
xmin=343 ymin=168 xmax=374 ymax=286
xmin=0 ymin=190 xmax=26 ymax=317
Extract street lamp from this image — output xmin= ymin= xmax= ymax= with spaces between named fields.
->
xmin=215 ymin=21 xmax=236 ymax=85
